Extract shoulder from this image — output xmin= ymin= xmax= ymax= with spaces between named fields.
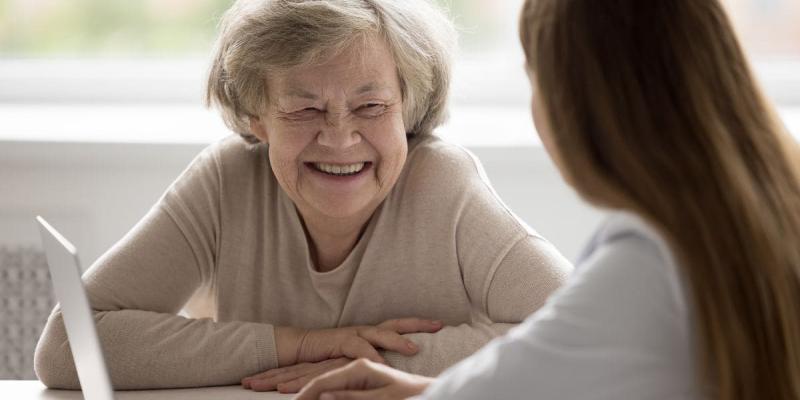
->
xmin=178 ymin=134 xmax=262 ymax=176
xmin=404 ymin=135 xmax=485 ymax=183
xmin=400 ymin=135 xmax=507 ymax=210
xmin=578 ymin=212 xmax=676 ymax=275
xmin=421 ymin=213 xmax=697 ymax=400
xmin=205 ymin=134 xmax=267 ymax=170
xmin=573 ymin=212 xmax=689 ymax=321
xmin=165 ymin=135 xmax=272 ymax=205
xmin=397 ymin=135 xmax=536 ymax=235
xmin=188 ymin=134 xmax=273 ymax=190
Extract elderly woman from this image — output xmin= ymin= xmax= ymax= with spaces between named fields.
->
xmin=34 ymin=0 xmax=570 ymax=393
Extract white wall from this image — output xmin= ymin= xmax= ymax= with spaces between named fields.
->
xmin=0 ymin=140 xmax=604 ymax=269
xmin=471 ymin=146 xmax=605 ymax=260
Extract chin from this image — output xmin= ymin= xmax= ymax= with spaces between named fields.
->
xmin=313 ymin=198 xmax=378 ymax=221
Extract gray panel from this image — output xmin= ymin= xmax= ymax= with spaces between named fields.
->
xmin=0 ymin=246 xmax=54 ymax=379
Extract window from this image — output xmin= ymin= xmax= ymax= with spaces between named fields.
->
xmin=7 ymin=1 xmax=795 ymax=58
xmin=0 ymin=0 xmax=229 ymax=57
xmin=726 ymin=0 xmax=800 ymax=58
xmin=0 ymin=0 xmax=797 ymax=144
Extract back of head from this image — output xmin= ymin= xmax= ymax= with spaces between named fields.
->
xmin=206 ymin=0 xmax=456 ymax=144
xmin=520 ymin=0 xmax=800 ymax=399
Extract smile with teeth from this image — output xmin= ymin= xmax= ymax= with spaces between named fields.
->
xmin=312 ymin=162 xmax=367 ymax=176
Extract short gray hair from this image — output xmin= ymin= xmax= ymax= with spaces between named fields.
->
xmin=206 ymin=0 xmax=457 ymax=144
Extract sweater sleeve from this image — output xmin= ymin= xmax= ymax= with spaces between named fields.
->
xmin=33 ymin=146 xmax=278 ymax=390
xmin=384 ymin=235 xmax=572 ymax=376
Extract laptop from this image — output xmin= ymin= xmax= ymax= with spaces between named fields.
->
xmin=36 ymin=216 xmax=115 ymax=400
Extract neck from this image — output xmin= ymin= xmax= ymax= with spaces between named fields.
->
xmin=302 ymin=211 xmax=373 ymax=273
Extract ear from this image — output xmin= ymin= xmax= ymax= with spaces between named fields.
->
xmin=249 ymin=116 xmax=269 ymax=144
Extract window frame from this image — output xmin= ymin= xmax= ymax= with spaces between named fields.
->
xmin=1 ymin=56 xmax=799 ymax=106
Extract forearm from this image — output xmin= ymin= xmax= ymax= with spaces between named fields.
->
xmin=383 ymin=322 xmax=514 ymax=377
xmin=34 ymin=308 xmax=277 ymax=390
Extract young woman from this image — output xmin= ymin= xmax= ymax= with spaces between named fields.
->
xmin=295 ymin=0 xmax=800 ymax=399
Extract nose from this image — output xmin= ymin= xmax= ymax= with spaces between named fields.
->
xmin=317 ymin=111 xmax=361 ymax=149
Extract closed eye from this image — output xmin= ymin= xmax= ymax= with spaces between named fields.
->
xmin=356 ymin=103 xmax=387 ymax=118
xmin=282 ymin=108 xmax=322 ymax=121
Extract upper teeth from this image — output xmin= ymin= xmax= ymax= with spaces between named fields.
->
xmin=314 ymin=162 xmax=365 ymax=175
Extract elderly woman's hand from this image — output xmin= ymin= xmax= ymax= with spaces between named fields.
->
xmin=299 ymin=318 xmax=443 ymax=363
xmin=294 ymin=358 xmax=434 ymax=400
xmin=242 ymin=357 xmax=352 ymax=393
xmin=243 ymin=318 xmax=442 ymax=392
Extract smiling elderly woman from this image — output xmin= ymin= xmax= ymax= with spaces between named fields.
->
xmin=34 ymin=0 xmax=571 ymax=393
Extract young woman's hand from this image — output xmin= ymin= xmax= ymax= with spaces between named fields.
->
xmin=294 ymin=358 xmax=434 ymax=400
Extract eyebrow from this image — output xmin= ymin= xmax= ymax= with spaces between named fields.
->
xmin=283 ymin=82 xmax=388 ymax=100
xmin=285 ymin=88 xmax=318 ymax=100
xmin=355 ymin=83 xmax=387 ymax=95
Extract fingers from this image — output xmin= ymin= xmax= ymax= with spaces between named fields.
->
xmin=317 ymin=389 xmax=385 ymax=400
xmin=298 ymin=320 xmax=442 ymax=365
xmin=295 ymin=359 xmax=388 ymax=400
xmin=356 ymin=326 xmax=419 ymax=356
xmin=276 ymin=374 xmax=315 ymax=394
xmin=378 ymin=318 xmax=443 ymax=334
xmin=242 ymin=362 xmax=312 ymax=389
xmin=340 ymin=336 xmax=386 ymax=363
xmin=249 ymin=365 xmax=310 ymax=392
xmin=245 ymin=358 xmax=352 ymax=392
xmin=274 ymin=358 xmax=351 ymax=394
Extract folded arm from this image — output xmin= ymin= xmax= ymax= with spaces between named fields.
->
xmin=34 ymin=149 xmax=285 ymax=389
xmin=36 ymin=308 xmax=276 ymax=389
xmin=33 ymin=191 xmax=282 ymax=389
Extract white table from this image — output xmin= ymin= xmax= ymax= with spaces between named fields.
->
xmin=2 ymin=380 xmax=293 ymax=399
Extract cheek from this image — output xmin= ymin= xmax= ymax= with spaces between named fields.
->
xmin=371 ymin=116 xmax=407 ymax=162
xmin=531 ymin=95 xmax=545 ymax=138
xmin=531 ymin=97 xmax=552 ymax=148
xmin=267 ymin=131 xmax=312 ymax=182
xmin=383 ymin=137 xmax=408 ymax=171
xmin=531 ymin=96 xmax=565 ymax=172
xmin=269 ymin=125 xmax=315 ymax=159
xmin=267 ymin=146 xmax=296 ymax=187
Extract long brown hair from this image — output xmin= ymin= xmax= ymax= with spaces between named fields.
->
xmin=520 ymin=1 xmax=800 ymax=398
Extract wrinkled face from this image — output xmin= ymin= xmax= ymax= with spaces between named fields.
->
xmin=250 ymin=36 xmax=408 ymax=224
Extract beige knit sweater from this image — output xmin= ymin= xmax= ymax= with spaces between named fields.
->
xmin=34 ymin=134 xmax=572 ymax=390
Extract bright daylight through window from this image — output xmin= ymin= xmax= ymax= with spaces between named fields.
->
xmin=0 ymin=0 xmax=798 ymax=144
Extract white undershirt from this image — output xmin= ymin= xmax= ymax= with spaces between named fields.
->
xmin=418 ymin=212 xmax=702 ymax=400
